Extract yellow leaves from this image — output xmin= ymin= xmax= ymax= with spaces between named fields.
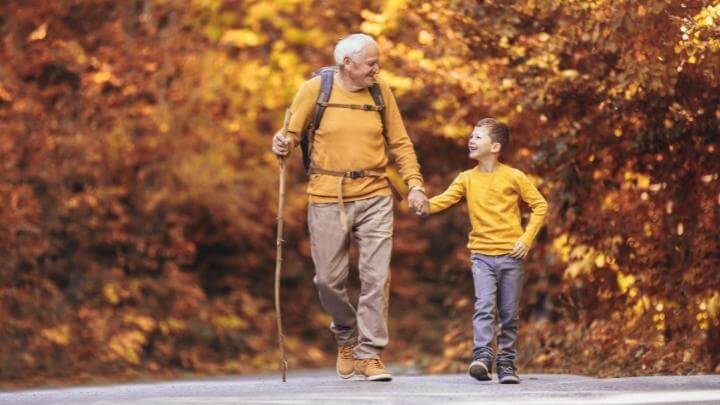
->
xmin=102 ymin=282 xmax=129 ymax=305
xmin=220 ymin=29 xmax=265 ymax=48
xmin=91 ymin=70 xmax=121 ymax=87
xmin=212 ymin=314 xmax=249 ymax=331
xmin=624 ymin=82 xmax=639 ymax=100
xmin=563 ymin=259 xmax=589 ymax=279
xmin=159 ymin=318 xmax=186 ymax=335
xmin=124 ymin=314 xmax=156 ymax=332
xmin=498 ymin=36 xmax=510 ymax=49
xmin=305 ymin=346 xmax=325 ymax=362
xmin=41 ymin=325 xmax=71 ymax=346
xmin=418 ymin=30 xmax=434 ymax=46
xmin=108 ymin=331 xmax=147 ymax=364
xmin=192 ymin=0 xmax=222 ymax=13
xmin=623 ymin=171 xmax=651 ymax=190
xmin=674 ymin=4 xmax=720 ymax=68
xmin=361 ymin=9 xmax=387 ymax=35
xmin=525 ymin=53 xmax=559 ymax=71
xmin=406 ymin=49 xmax=425 ymax=63
xmin=102 ymin=283 xmax=120 ymax=304
xmin=601 ymin=190 xmax=618 ymax=211
xmin=551 ymin=233 xmax=571 ymax=262
xmin=28 ymin=22 xmax=48 ymax=41
xmin=706 ymin=293 xmax=720 ymax=318
xmin=361 ymin=21 xmax=384 ymax=36
xmin=273 ymin=51 xmax=300 ymax=71
xmin=617 ymin=272 xmax=636 ymax=294
xmin=378 ymin=71 xmax=414 ymax=92
xmin=360 ymin=0 xmax=408 ymax=34
xmin=560 ymin=69 xmax=579 ymax=79
xmin=509 ymin=45 xmax=527 ymax=58
xmin=455 ymin=297 xmax=470 ymax=310
xmin=441 ymin=123 xmax=471 ymax=139
xmin=594 ymin=253 xmax=606 ymax=268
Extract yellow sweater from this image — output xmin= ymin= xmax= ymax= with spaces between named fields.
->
xmin=429 ymin=163 xmax=548 ymax=255
xmin=286 ymin=75 xmax=423 ymax=203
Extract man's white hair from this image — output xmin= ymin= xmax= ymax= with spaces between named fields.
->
xmin=333 ymin=34 xmax=378 ymax=65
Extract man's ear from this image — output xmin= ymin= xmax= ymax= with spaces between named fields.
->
xmin=343 ymin=56 xmax=354 ymax=67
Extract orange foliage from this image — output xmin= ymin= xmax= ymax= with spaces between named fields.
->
xmin=0 ymin=0 xmax=718 ymax=387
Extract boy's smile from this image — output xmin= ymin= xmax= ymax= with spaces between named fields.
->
xmin=468 ymin=126 xmax=494 ymax=159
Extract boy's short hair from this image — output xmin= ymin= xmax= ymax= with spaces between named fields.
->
xmin=476 ymin=118 xmax=510 ymax=150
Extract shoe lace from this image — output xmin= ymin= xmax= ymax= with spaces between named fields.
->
xmin=498 ymin=363 xmax=515 ymax=375
xmin=340 ymin=344 xmax=354 ymax=359
xmin=367 ymin=358 xmax=385 ymax=371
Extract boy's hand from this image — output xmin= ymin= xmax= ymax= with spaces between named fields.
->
xmin=414 ymin=200 xmax=430 ymax=216
xmin=509 ymin=240 xmax=529 ymax=260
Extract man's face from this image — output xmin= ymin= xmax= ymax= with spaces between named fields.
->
xmin=343 ymin=44 xmax=380 ymax=87
xmin=468 ymin=126 xmax=497 ymax=159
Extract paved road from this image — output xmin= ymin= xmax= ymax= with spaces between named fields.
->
xmin=1 ymin=370 xmax=719 ymax=404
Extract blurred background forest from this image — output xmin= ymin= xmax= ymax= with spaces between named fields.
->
xmin=1 ymin=0 xmax=718 ymax=388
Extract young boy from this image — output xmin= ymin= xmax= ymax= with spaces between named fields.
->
xmin=421 ymin=118 xmax=548 ymax=384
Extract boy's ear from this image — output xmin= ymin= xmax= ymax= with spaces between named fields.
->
xmin=491 ymin=142 xmax=502 ymax=153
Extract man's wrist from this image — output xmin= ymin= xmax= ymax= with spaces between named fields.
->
xmin=409 ymin=185 xmax=426 ymax=194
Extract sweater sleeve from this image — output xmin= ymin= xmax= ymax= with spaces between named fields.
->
xmin=515 ymin=170 xmax=548 ymax=247
xmin=284 ymin=77 xmax=320 ymax=146
xmin=429 ymin=172 xmax=466 ymax=213
xmin=379 ymin=81 xmax=424 ymax=189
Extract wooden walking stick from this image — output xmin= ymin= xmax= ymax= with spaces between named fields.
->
xmin=275 ymin=108 xmax=292 ymax=382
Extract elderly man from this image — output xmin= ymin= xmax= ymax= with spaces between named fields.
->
xmin=271 ymin=33 xmax=427 ymax=381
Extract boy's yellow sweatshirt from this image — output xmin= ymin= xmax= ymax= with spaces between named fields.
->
xmin=429 ymin=163 xmax=548 ymax=255
xmin=285 ymin=76 xmax=423 ymax=203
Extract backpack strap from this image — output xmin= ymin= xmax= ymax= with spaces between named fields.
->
xmin=318 ymin=101 xmax=383 ymax=111
xmin=300 ymin=70 xmax=387 ymax=173
xmin=300 ymin=68 xmax=334 ymax=173
xmin=368 ymin=83 xmax=387 ymax=144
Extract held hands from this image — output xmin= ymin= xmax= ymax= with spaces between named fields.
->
xmin=408 ymin=188 xmax=429 ymax=216
xmin=509 ymin=240 xmax=529 ymax=260
xmin=272 ymin=130 xmax=292 ymax=157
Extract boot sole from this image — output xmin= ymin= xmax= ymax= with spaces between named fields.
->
xmin=356 ymin=373 xmax=392 ymax=381
xmin=468 ymin=361 xmax=491 ymax=381
xmin=337 ymin=370 xmax=355 ymax=379
xmin=499 ymin=375 xmax=520 ymax=384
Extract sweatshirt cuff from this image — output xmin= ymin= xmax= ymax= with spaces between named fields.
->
xmin=285 ymin=130 xmax=299 ymax=145
xmin=519 ymin=234 xmax=534 ymax=247
xmin=407 ymin=177 xmax=423 ymax=189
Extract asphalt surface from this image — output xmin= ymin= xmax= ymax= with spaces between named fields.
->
xmin=1 ymin=370 xmax=719 ymax=404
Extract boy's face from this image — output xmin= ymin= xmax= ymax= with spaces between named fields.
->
xmin=468 ymin=126 xmax=500 ymax=159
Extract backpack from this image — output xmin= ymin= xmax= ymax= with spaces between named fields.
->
xmin=299 ymin=66 xmax=387 ymax=174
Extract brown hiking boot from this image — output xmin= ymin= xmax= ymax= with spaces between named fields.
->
xmin=354 ymin=358 xmax=392 ymax=381
xmin=336 ymin=343 xmax=356 ymax=378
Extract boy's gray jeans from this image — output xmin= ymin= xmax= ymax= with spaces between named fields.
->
xmin=470 ymin=253 xmax=525 ymax=364
xmin=308 ymin=195 xmax=393 ymax=359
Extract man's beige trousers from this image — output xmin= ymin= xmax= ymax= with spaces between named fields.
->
xmin=308 ymin=196 xmax=393 ymax=359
